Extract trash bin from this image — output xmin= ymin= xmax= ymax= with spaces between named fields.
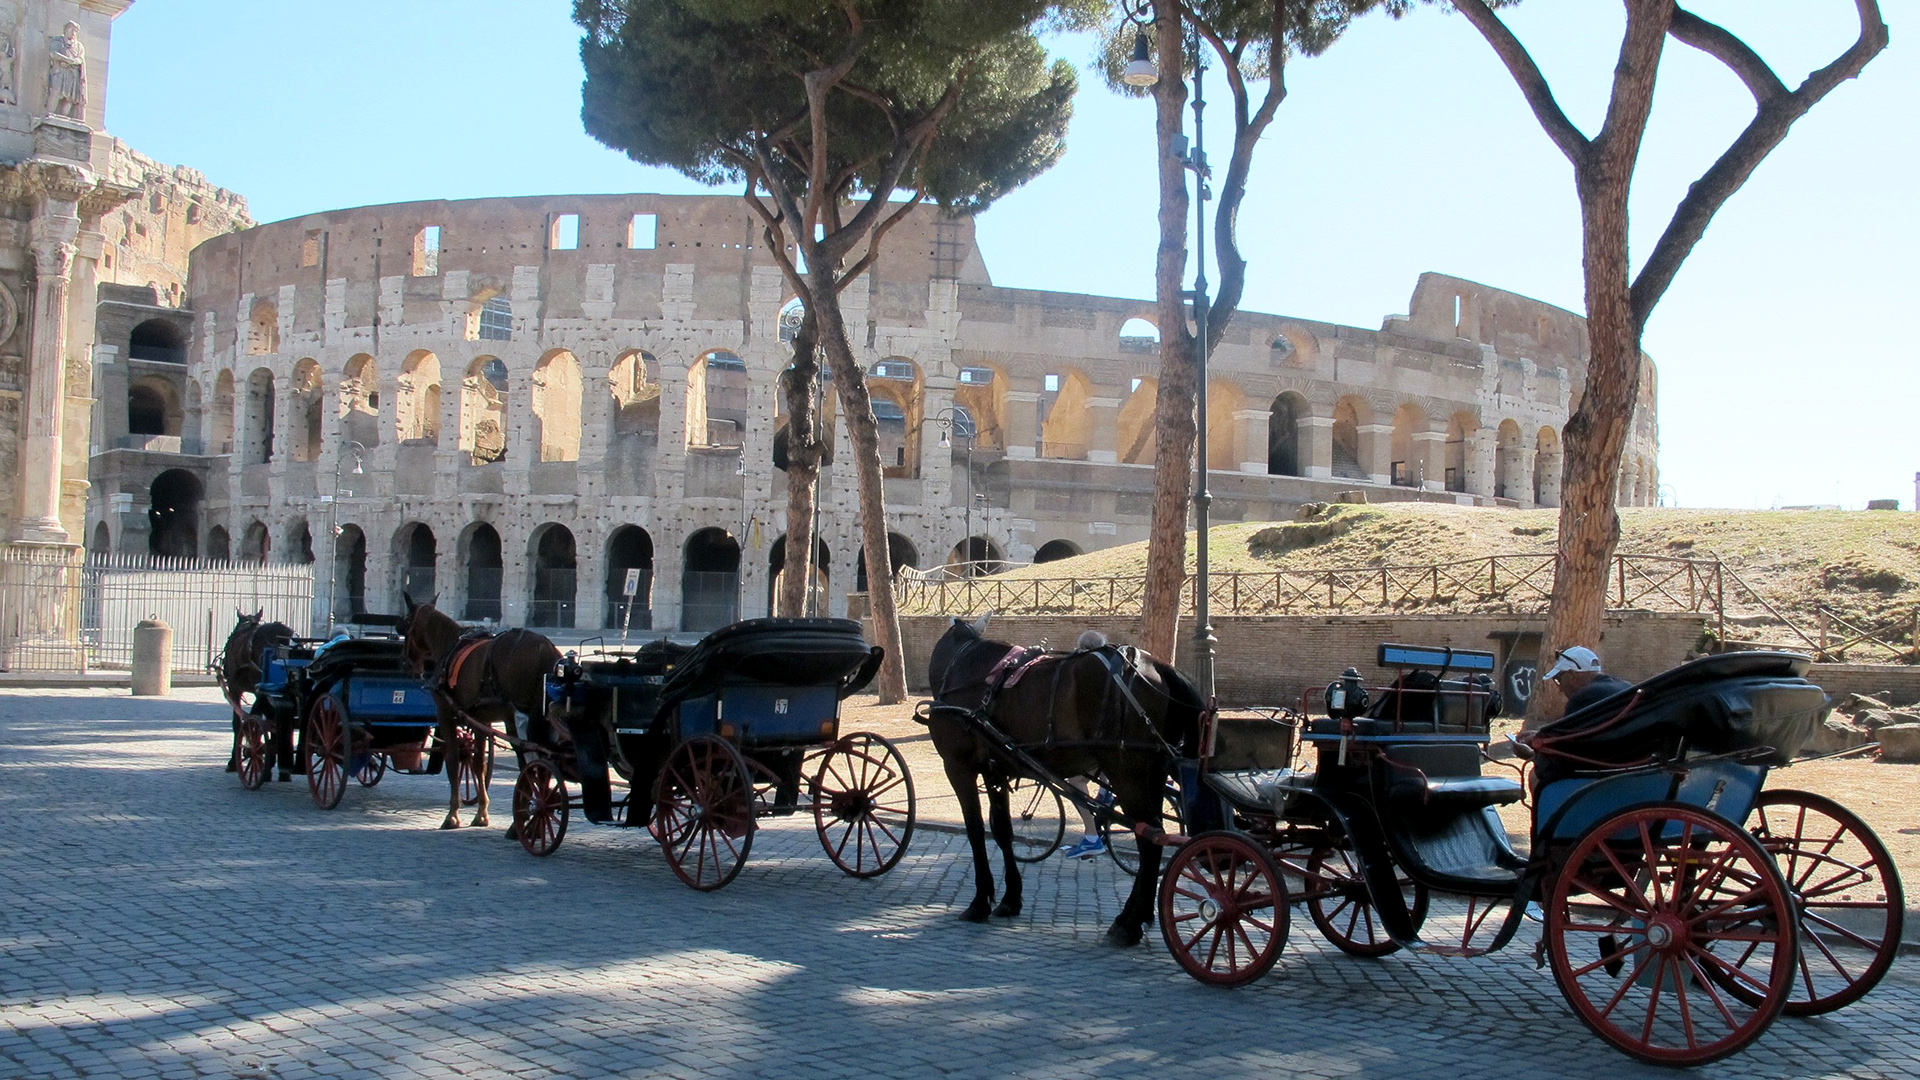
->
xmin=131 ymin=618 xmax=173 ymax=697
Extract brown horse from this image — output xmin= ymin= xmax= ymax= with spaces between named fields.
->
xmin=399 ymin=595 xmax=560 ymax=832
xmin=925 ymin=616 xmax=1203 ymax=946
xmin=219 ymin=610 xmax=297 ymax=780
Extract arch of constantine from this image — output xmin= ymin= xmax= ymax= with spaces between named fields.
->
xmin=83 ymin=192 xmax=1659 ymax=633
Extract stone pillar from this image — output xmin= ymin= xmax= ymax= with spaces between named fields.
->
xmin=1537 ymin=447 xmax=1563 ymax=508
xmin=919 ymin=379 xmax=956 ymax=508
xmin=499 ymin=519 xmax=530 ymax=627
xmin=1085 ymin=396 xmax=1121 ymax=463
xmin=1003 ymin=389 xmax=1039 ymax=459
xmin=1414 ymin=429 xmax=1446 ymax=492
xmin=653 ymin=530 xmax=683 ymax=631
xmin=1359 ymin=423 xmax=1392 ymax=487
xmin=1516 ymin=445 xmax=1538 ymax=509
xmin=16 ymin=205 xmax=81 ymax=543
xmin=1235 ymin=408 xmax=1269 ymax=474
xmin=1466 ymin=428 xmax=1496 ymax=499
xmin=1301 ymin=414 xmax=1333 ymax=479
xmin=576 ymin=521 xmax=607 ymax=631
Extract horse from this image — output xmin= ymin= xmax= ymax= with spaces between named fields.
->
xmin=398 ymin=594 xmax=561 ymax=832
xmin=925 ymin=615 xmax=1204 ymax=946
xmin=219 ymin=610 xmax=298 ymax=780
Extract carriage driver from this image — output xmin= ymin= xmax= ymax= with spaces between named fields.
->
xmin=1541 ymin=645 xmax=1632 ymax=717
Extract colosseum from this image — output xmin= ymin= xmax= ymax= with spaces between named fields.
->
xmin=83 ymin=192 xmax=1660 ymax=636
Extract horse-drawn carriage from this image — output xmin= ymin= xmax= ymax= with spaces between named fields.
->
xmin=500 ymin=618 xmax=916 ymax=891
xmin=925 ymin=622 xmax=1902 ymax=1067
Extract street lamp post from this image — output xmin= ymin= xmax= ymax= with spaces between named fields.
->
xmin=934 ymin=407 xmax=976 ymax=575
xmin=326 ymin=440 xmax=366 ymax=634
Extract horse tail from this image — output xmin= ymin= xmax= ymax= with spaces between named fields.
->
xmin=1153 ymin=660 xmax=1207 ymax=759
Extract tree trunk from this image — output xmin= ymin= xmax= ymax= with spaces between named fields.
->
xmin=1535 ymin=170 xmax=1640 ymax=722
xmin=809 ymin=284 xmax=909 ymax=703
xmin=1138 ymin=0 xmax=1196 ymax=663
xmin=777 ymin=314 xmax=822 ymax=618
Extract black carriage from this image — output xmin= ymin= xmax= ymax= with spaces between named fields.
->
xmin=1150 ymin=645 xmax=1901 ymax=1066
xmin=507 ymin=618 xmax=916 ymax=891
xmin=243 ymin=619 xmax=469 ymax=810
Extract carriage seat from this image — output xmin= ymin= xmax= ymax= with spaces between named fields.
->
xmin=1378 ymin=740 xmax=1523 ymax=810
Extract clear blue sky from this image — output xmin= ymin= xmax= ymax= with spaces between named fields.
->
xmin=106 ymin=1 xmax=1916 ymax=511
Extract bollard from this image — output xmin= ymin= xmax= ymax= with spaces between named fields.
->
xmin=131 ymin=618 xmax=173 ymax=697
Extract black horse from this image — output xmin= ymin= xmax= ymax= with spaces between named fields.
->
xmin=925 ymin=615 xmax=1203 ymax=946
xmin=219 ymin=610 xmax=298 ymax=780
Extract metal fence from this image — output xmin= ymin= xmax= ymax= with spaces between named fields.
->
xmin=0 ymin=548 xmax=314 ymax=675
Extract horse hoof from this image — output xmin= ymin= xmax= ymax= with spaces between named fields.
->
xmin=277 ymin=773 xmax=292 ymax=783
xmin=439 ymin=818 xmax=461 ymax=830
xmin=224 ymin=762 xmax=238 ymax=773
xmin=958 ymin=900 xmax=993 ymax=923
xmin=473 ymin=814 xmax=490 ymax=829
xmin=1105 ymin=924 xmax=1144 ymax=947
xmin=992 ymin=899 xmax=1022 ymax=919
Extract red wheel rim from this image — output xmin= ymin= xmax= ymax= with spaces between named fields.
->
xmin=455 ymin=727 xmax=487 ymax=805
xmin=1546 ymin=804 xmax=1796 ymax=1066
xmin=811 ymin=733 xmax=915 ymax=878
xmin=354 ymin=752 xmax=386 ymax=788
xmin=1157 ymin=831 xmax=1288 ymax=987
xmin=1742 ymin=790 xmax=1904 ymax=1016
xmin=512 ymin=759 xmax=569 ymax=857
xmin=237 ymin=717 xmax=269 ymax=791
xmin=1304 ymin=846 xmax=1426 ymax=957
xmin=305 ymin=696 xmax=346 ymax=811
xmin=654 ymin=736 xmax=754 ymax=891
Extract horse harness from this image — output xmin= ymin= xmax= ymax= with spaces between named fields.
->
xmin=934 ymin=637 xmax=1178 ymax=760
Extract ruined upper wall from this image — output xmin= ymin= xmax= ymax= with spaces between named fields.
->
xmin=99 ymin=139 xmax=251 ymax=307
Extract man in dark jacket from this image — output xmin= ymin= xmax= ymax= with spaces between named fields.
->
xmin=1543 ymin=646 xmax=1633 ymax=717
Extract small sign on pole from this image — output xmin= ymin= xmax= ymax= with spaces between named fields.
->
xmin=622 ymin=568 xmax=641 ymax=597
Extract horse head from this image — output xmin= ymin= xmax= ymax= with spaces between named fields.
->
xmin=928 ymin=613 xmax=1001 ymax=702
xmin=400 ymin=599 xmax=458 ymax=677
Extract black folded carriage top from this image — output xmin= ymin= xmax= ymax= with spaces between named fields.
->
xmin=1531 ymin=651 xmax=1829 ymax=781
xmin=653 ymin=618 xmax=885 ymax=721
xmin=307 ymin=635 xmax=410 ymax=683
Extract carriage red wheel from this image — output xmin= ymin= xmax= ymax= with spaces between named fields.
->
xmin=1546 ymin=803 xmax=1796 ymax=1067
xmin=354 ymin=752 xmax=386 ymax=788
xmin=304 ymin=695 xmax=348 ymax=811
xmin=454 ymin=726 xmax=489 ymax=806
xmin=237 ymin=716 xmax=270 ymax=790
xmin=811 ymin=732 xmax=915 ymax=878
xmin=653 ymin=735 xmax=755 ymax=891
xmin=1739 ymin=790 xmax=1903 ymax=1016
xmin=1158 ymin=831 xmax=1289 ymax=987
xmin=512 ymin=758 xmax=570 ymax=857
xmin=1304 ymin=846 xmax=1428 ymax=957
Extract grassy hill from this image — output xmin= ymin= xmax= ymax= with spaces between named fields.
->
xmin=989 ymin=504 xmax=1920 ymax=637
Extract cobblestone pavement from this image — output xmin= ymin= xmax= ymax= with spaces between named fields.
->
xmin=3 ymin=689 xmax=1916 ymax=1080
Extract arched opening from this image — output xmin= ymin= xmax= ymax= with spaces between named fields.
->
xmin=608 ymin=351 xmax=662 ymax=495
xmin=945 ymin=537 xmax=1005 ymax=578
xmin=1206 ymin=380 xmax=1245 ymax=471
xmin=127 ymin=377 xmax=182 ymax=437
xmin=1117 ymin=377 xmax=1157 ymax=465
xmin=339 ymin=354 xmax=380 ymax=448
xmin=953 ymin=363 xmax=1006 ymax=451
xmin=90 ymin=521 xmax=110 ymax=556
xmin=397 ymin=351 xmax=441 ymax=445
xmin=1032 ymin=539 xmax=1082 ymax=565
xmin=1389 ymin=403 xmax=1426 ymax=487
xmin=528 ymin=524 xmax=578 ymax=628
xmin=1268 ymin=391 xmax=1306 ymax=477
xmin=127 ymin=318 xmax=187 ymax=364
xmin=1118 ymin=317 xmax=1160 ymax=351
xmin=604 ymin=526 xmax=655 ymax=630
xmin=1331 ymin=397 xmax=1368 ymax=480
xmin=147 ymin=469 xmax=203 ymax=559
xmin=246 ymin=298 xmax=278 ymax=355
xmin=854 ymin=532 xmax=920 ymax=592
xmin=681 ymin=527 xmax=741 ymax=631
xmin=211 ymin=370 xmax=235 ymax=455
xmin=1494 ymin=420 xmax=1524 ymax=501
xmin=396 ymin=523 xmax=437 ymax=604
xmin=239 ymin=520 xmax=270 ymax=563
xmin=1445 ymin=412 xmax=1476 ymax=493
xmin=469 ymin=293 xmax=513 ymax=342
xmin=1039 ymin=369 xmax=1092 ymax=460
xmin=332 ymin=524 xmax=367 ymax=622
xmin=244 ymin=368 xmax=275 ymax=465
xmin=1535 ymin=427 xmax=1562 ymax=508
xmin=532 ymin=349 xmax=583 ymax=462
xmin=207 ymin=525 xmax=230 ymax=563
xmin=462 ymin=524 xmax=504 ymax=621
xmin=869 ymin=358 xmax=922 ymax=477
xmin=686 ymin=350 xmax=747 ymax=449
xmin=287 ymin=520 xmax=315 ymax=565
xmin=290 ymin=359 xmax=323 ymax=463
xmin=769 ymin=534 xmax=831 ymax=616
xmin=461 ymin=356 xmax=508 ymax=464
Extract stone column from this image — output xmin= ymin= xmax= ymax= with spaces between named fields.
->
xmin=1003 ymin=389 xmax=1039 ymax=459
xmin=1235 ymin=408 xmax=1269 ymax=474
xmin=1359 ymin=423 xmax=1392 ymax=487
xmin=1516 ymin=445 xmax=1538 ymax=509
xmin=1301 ymin=414 xmax=1333 ymax=479
xmin=1466 ymin=428 xmax=1496 ymax=499
xmin=16 ymin=206 xmax=81 ymax=543
xmin=1085 ymin=396 xmax=1121 ymax=463
xmin=1414 ymin=429 xmax=1446 ymax=492
xmin=919 ymin=379 xmax=956 ymax=508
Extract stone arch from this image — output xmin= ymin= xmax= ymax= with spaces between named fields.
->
xmin=128 ymin=318 xmax=187 ymax=364
xmin=1039 ymin=368 xmax=1092 ymax=460
xmin=461 ymin=356 xmax=508 ymax=464
xmin=1389 ymin=403 xmax=1427 ymax=487
xmin=532 ymin=349 xmax=583 ymax=462
xmin=1445 ymin=411 xmax=1477 ymax=493
xmin=127 ymin=375 xmax=182 ymax=437
xmin=1119 ymin=317 xmax=1159 ymax=352
xmin=868 ymin=357 xmax=922 ymax=477
xmin=1494 ymin=419 xmax=1525 ymax=501
xmin=1207 ymin=380 xmax=1246 ymax=472
xmin=240 ymin=519 xmax=270 ymax=563
xmin=285 ymin=519 xmax=315 ymax=565
xmin=527 ymin=523 xmax=578 ymax=628
xmin=462 ymin=522 xmax=504 ymax=621
xmin=687 ymin=349 xmax=748 ymax=449
xmin=604 ymin=525 xmax=655 ymax=630
xmin=331 ymin=523 xmax=368 ymax=622
xmin=1331 ymin=396 xmax=1369 ymax=481
xmin=681 ymin=527 xmax=741 ymax=631
xmin=467 ymin=290 xmax=513 ymax=342
xmin=397 ymin=350 xmax=441 ymax=445
xmin=90 ymin=520 xmax=110 ymax=556
xmin=1534 ymin=426 xmax=1562 ymax=508
xmin=854 ymin=532 xmax=919 ymax=593
xmin=395 ymin=522 xmax=437 ymax=605
xmin=1117 ymin=377 xmax=1157 ymax=465
xmin=148 ymin=469 xmax=202 ymax=559
xmin=206 ymin=525 xmax=230 ymax=563
xmin=953 ymin=362 xmax=1006 ymax=451
xmin=945 ymin=536 xmax=1005 ymax=577
xmin=769 ymin=534 xmax=831 ymax=615
xmin=246 ymin=297 xmax=278 ymax=355
xmin=1033 ymin=539 xmax=1082 ymax=564
xmin=243 ymin=367 xmax=276 ymax=465
xmin=608 ymin=350 xmax=661 ymax=495
xmin=290 ymin=358 xmax=324 ymax=463
xmin=211 ymin=370 xmax=235 ymax=455
xmin=1268 ymin=390 xmax=1307 ymax=477
xmin=339 ymin=354 xmax=380 ymax=449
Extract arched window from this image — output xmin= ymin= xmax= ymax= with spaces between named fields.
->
xmin=528 ymin=524 xmax=578 ymax=628
xmin=246 ymin=298 xmax=278 ymax=355
xmin=148 ymin=469 xmax=203 ymax=559
xmin=608 ymin=351 xmax=661 ymax=496
xmin=945 ymin=537 xmax=1005 ymax=578
xmin=207 ymin=525 xmax=231 ymax=563
xmin=1268 ymin=392 xmax=1306 ymax=477
xmin=1332 ymin=398 xmax=1368 ymax=480
xmin=1445 ymin=412 xmax=1476 ymax=493
xmin=687 ymin=350 xmax=747 ymax=448
xmin=769 ymin=534 xmax=830 ymax=616
xmin=1494 ymin=420 xmax=1524 ymax=501
xmin=604 ymin=526 xmax=655 ymax=630
xmin=1534 ymin=427 xmax=1562 ymax=508
xmin=1389 ymin=403 xmax=1426 ymax=487
xmin=1119 ymin=317 xmax=1159 ymax=352
xmin=1032 ymin=539 xmax=1082 ymax=564
xmin=332 ymin=524 xmax=367 ymax=622
xmin=240 ymin=520 xmax=270 ymax=563
xmin=463 ymin=524 xmax=503 ymax=621
xmin=1039 ymin=370 xmax=1091 ymax=460
xmin=868 ymin=358 xmax=922 ymax=477
xmin=396 ymin=523 xmax=436 ymax=605
xmin=1117 ymin=378 xmax=1157 ymax=465
xmin=461 ymin=357 xmax=508 ymax=464
xmin=340 ymin=354 xmax=379 ymax=448
xmin=1206 ymin=380 xmax=1245 ymax=472
xmin=128 ymin=319 xmax=187 ymax=364
xmin=286 ymin=520 xmax=315 ymax=565
xmin=397 ymin=351 xmax=441 ymax=445
xmin=532 ymin=350 xmax=583 ymax=462
xmin=953 ymin=364 xmax=1005 ymax=451
xmin=127 ymin=377 xmax=182 ymax=438
xmin=290 ymin=359 xmax=324 ymax=463
xmin=854 ymin=533 xmax=919 ymax=593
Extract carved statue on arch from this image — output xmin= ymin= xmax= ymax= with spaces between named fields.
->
xmin=46 ymin=20 xmax=84 ymax=122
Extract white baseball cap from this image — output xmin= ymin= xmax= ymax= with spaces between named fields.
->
xmin=1542 ymin=646 xmax=1602 ymax=679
